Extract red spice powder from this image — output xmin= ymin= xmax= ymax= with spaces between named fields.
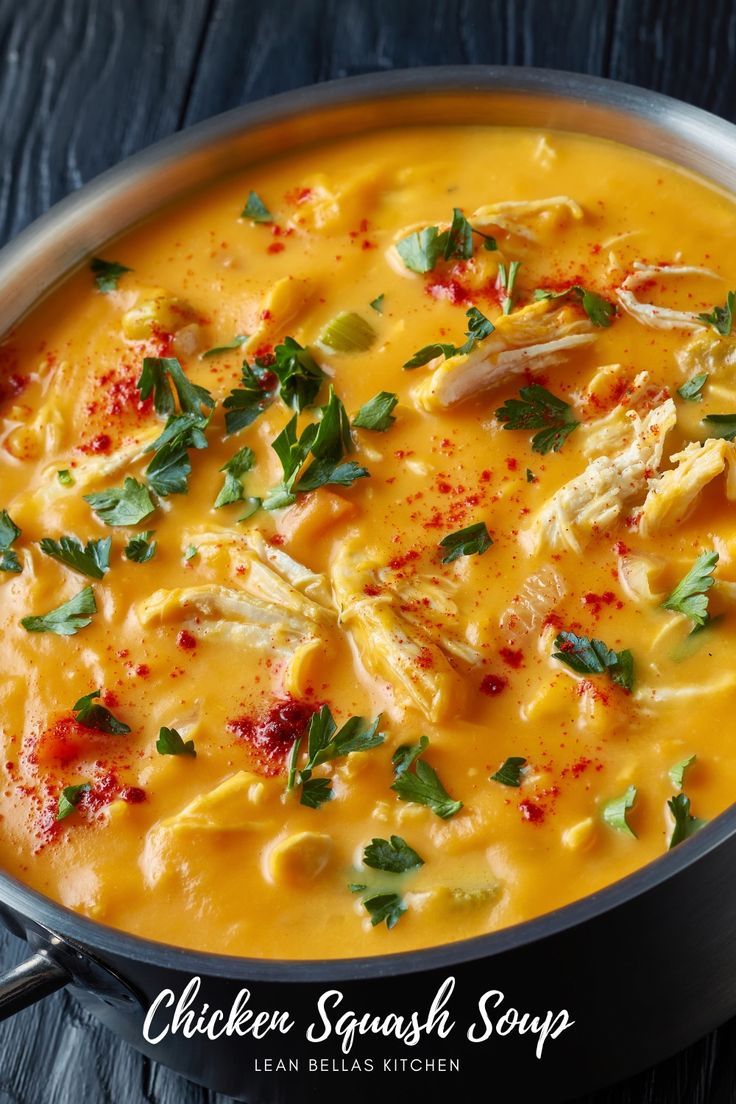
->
xmin=228 ymin=698 xmax=317 ymax=776
xmin=388 ymin=549 xmax=420 ymax=571
xmin=78 ymin=433 xmax=112 ymax=455
xmin=267 ymin=242 xmax=285 ymax=254
xmin=500 ymin=647 xmax=524 ymax=669
xmin=479 ymin=674 xmax=509 ymax=696
xmin=519 ymin=799 xmax=545 ymax=824
xmin=582 ymin=591 xmax=621 ymax=617
xmin=176 ymin=630 xmax=197 ymax=651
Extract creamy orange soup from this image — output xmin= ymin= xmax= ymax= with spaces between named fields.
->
xmin=2 ymin=125 xmax=736 ymax=958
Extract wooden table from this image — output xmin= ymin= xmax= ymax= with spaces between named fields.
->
xmin=1 ymin=1 xmax=735 ymax=1100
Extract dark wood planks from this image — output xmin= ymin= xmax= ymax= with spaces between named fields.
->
xmin=1 ymin=1 xmax=736 ymax=1101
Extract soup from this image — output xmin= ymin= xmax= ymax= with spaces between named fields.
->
xmin=1 ymin=125 xmax=736 ymax=958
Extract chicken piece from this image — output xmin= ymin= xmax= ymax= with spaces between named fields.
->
xmin=286 ymin=166 xmax=387 ymax=233
xmin=4 ymin=361 xmax=76 ymax=460
xmin=499 ymin=565 xmax=567 ymax=648
xmin=414 ymin=299 xmax=596 ymax=412
xmin=616 ymin=551 xmax=666 ymax=604
xmin=330 ymin=540 xmax=467 ymax=722
xmin=267 ymin=831 xmax=333 ymax=886
xmin=579 ymin=371 xmax=659 ymax=458
xmin=521 ymin=398 xmax=676 ymax=555
xmin=470 ymin=195 xmax=583 ymax=241
xmin=245 ymin=277 xmax=315 ymax=352
xmin=122 ymin=287 xmax=198 ymax=341
xmin=616 ymin=262 xmax=718 ymax=331
xmin=639 ymin=438 xmax=736 ymax=536
xmin=677 ymin=330 xmax=736 ymax=382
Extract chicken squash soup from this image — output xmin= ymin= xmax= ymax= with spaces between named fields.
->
xmin=2 ymin=126 xmax=736 ymax=958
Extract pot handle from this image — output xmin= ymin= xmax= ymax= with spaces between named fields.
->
xmin=0 ymin=950 xmax=70 ymax=1020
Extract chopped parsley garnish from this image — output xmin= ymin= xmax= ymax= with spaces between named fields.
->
xmin=73 ymin=690 xmax=131 ymax=735
xmin=490 ymin=756 xmax=527 ymax=788
xmin=392 ymin=734 xmax=428 ymax=777
xmin=698 ymin=290 xmax=735 ymax=335
xmin=602 ymin=785 xmax=637 ymax=837
xmin=57 ymin=783 xmax=90 ymax=821
xmin=438 ymin=521 xmax=492 ymax=564
xmin=144 ymin=412 xmax=210 ymax=496
xmin=238 ymin=498 xmax=261 ymax=522
xmin=0 ymin=509 xmax=22 ymax=574
xmin=137 ymin=356 xmax=215 ymax=419
xmin=156 ymin=726 xmax=196 ymax=757
xmin=703 ymin=413 xmax=736 ymax=441
xmin=498 ymin=260 xmax=521 ymax=314
xmin=526 ymin=468 xmax=537 ymax=483
xmin=677 ymin=373 xmax=708 ymax=402
xmin=90 ymin=258 xmax=131 ymax=293
xmin=57 ymin=469 xmax=74 ymax=486
xmin=361 ymin=892 xmax=406 ymax=930
xmin=369 ymin=294 xmax=384 ymax=314
xmin=223 ymin=359 xmax=277 ymax=435
xmin=286 ymin=705 xmax=384 ymax=809
xmin=241 ymin=191 xmax=273 ymax=223
xmin=352 ymin=391 xmax=398 ymax=432
xmin=214 ymin=447 xmax=256 ymax=509
xmin=363 ymin=835 xmax=424 ymax=873
xmin=265 ymin=389 xmax=369 ymax=509
xmin=662 ymin=551 xmax=718 ymax=629
xmin=124 ymin=531 xmax=157 ymax=563
xmin=496 ymin=384 xmax=580 ymax=454
xmin=395 ymin=208 xmax=496 ymax=274
xmin=391 ymin=738 xmax=462 ymax=819
xmin=404 ymin=306 xmax=494 ymax=368
xmin=39 ymin=535 xmax=111 ymax=579
xmin=271 ymin=337 xmax=325 ymax=412
xmin=84 ymin=478 xmax=156 ymax=526
xmin=553 ymin=631 xmax=634 ymax=692
xmin=21 ymin=586 xmax=97 ymax=636
xmin=201 ymin=335 xmax=247 ymax=359
xmin=184 ymin=545 xmax=198 ymax=561
xmin=319 ymin=312 xmax=376 ymax=353
xmin=534 ymin=285 xmax=615 ymax=327
xmin=669 ymin=754 xmax=696 ymax=791
xmin=668 ymin=792 xmax=706 ymax=849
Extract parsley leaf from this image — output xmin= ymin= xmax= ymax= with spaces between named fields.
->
xmin=404 ymin=306 xmax=494 ymax=369
xmin=490 ymin=756 xmax=527 ymax=788
xmin=669 ymin=754 xmax=696 ymax=791
xmin=39 ymin=535 xmax=111 ymax=579
xmin=353 ymin=391 xmax=398 ymax=431
xmin=668 ymin=792 xmax=706 ymax=849
xmin=361 ymin=892 xmax=406 ymax=930
xmin=201 ymin=335 xmax=247 ymax=359
xmin=90 ymin=257 xmax=131 ymax=293
xmin=438 ymin=521 xmax=492 ymax=564
xmin=697 ymin=291 xmax=735 ymax=335
xmin=144 ymin=412 xmax=210 ymax=496
xmin=392 ymin=734 xmax=429 ymax=778
xmin=241 ymin=191 xmax=273 ymax=223
xmin=214 ymin=447 xmax=255 ymax=509
xmin=300 ymin=777 xmax=333 ymax=809
xmin=57 ymin=783 xmax=90 ymax=821
xmin=137 ymin=356 xmax=215 ymax=418
xmin=534 ymin=285 xmax=615 ymax=327
xmin=238 ymin=497 xmax=261 ymax=522
xmin=156 ymin=726 xmax=196 ymax=757
xmin=496 ymin=384 xmax=580 ymax=454
xmin=391 ymin=741 xmax=462 ymax=819
xmin=677 ymin=373 xmax=708 ymax=402
xmin=271 ymin=337 xmax=325 ymax=412
xmin=84 ymin=478 xmax=156 ymax=526
xmin=286 ymin=705 xmax=384 ymax=809
xmin=703 ymin=413 xmax=736 ymax=441
xmin=224 ymin=360 xmax=277 ymax=435
xmin=73 ymin=690 xmax=131 ymax=735
xmin=57 ymin=469 xmax=74 ymax=486
xmin=124 ymin=531 xmax=157 ymax=563
xmin=0 ymin=509 xmax=22 ymax=574
xmin=662 ymin=551 xmax=719 ymax=628
xmin=21 ymin=586 xmax=97 ymax=635
xmin=363 ymin=835 xmax=424 ymax=873
xmin=602 ymin=785 xmax=637 ymax=837
xmin=395 ymin=225 xmax=445 ymax=274
xmin=553 ymin=631 xmax=635 ymax=692
xmin=498 ymin=260 xmax=521 ymax=314
xmin=526 ymin=468 xmax=537 ymax=483
xmin=369 ymin=294 xmax=384 ymax=314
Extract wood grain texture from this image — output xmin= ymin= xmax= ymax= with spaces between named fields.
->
xmin=1 ymin=0 xmax=736 ymax=1101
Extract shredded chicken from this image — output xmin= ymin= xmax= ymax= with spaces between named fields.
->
xmin=470 ymin=196 xmax=583 ymax=241
xmin=677 ymin=329 xmax=736 ymax=381
xmin=499 ymin=565 xmax=567 ymax=648
xmin=579 ymin=371 xmax=660 ymax=458
xmin=639 ymin=438 xmax=736 ymax=535
xmin=521 ymin=398 xmax=676 ymax=555
xmin=414 ymin=299 xmax=596 ymax=412
xmin=330 ymin=540 xmax=467 ymax=722
xmin=616 ymin=262 xmax=718 ymax=331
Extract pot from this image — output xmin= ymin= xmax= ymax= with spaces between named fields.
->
xmin=1 ymin=66 xmax=736 ymax=1104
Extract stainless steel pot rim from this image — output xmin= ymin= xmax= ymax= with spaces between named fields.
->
xmin=2 ymin=64 xmax=735 ymax=983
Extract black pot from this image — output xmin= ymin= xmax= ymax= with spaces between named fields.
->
xmin=2 ymin=67 xmax=735 ymax=1103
